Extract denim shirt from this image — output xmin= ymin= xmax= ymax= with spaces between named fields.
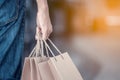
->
xmin=0 ymin=0 xmax=19 ymax=27
xmin=0 ymin=0 xmax=25 ymax=79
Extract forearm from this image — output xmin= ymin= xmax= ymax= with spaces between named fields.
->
xmin=36 ymin=0 xmax=52 ymax=27
xmin=36 ymin=0 xmax=49 ymax=12
xmin=35 ymin=0 xmax=53 ymax=40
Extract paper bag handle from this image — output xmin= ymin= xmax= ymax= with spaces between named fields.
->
xmin=43 ymin=39 xmax=64 ymax=60
xmin=29 ymin=40 xmax=49 ymax=57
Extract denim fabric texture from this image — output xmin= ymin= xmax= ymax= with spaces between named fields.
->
xmin=0 ymin=0 xmax=25 ymax=79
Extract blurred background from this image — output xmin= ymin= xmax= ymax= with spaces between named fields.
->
xmin=24 ymin=0 xmax=120 ymax=80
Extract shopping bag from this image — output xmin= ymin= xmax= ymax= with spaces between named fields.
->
xmin=21 ymin=46 xmax=43 ymax=80
xmin=37 ymin=60 xmax=55 ymax=80
xmin=22 ymin=39 xmax=83 ymax=80
xmin=43 ymin=39 xmax=83 ymax=80
xmin=21 ymin=40 xmax=43 ymax=80
xmin=37 ymin=40 xmax=55 ymax=80
xmin=21 ymin=40 xmax=55 ymax=80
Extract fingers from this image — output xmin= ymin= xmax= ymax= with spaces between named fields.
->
xmin=41 ymin=26 xmax=52 ymax=40
xmin=35 ymin=26 xmax=52 ymax=40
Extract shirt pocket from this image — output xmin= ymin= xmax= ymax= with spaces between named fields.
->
xmin=0 ymin=0 xmax=19 ymax=27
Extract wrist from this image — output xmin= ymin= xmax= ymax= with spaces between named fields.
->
xmin=36 ymin=0 xmax=48 ymax=11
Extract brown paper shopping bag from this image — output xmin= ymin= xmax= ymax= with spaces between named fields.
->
xmin=37 ymin=60 xmax=55 ymax=80
xmin=21 ymin=45 xmax=43 ymax=80
xmin=43 ymin=39 xmax=83 ymax=80
xmin=21 ymin=40 xmax=56 ymax=80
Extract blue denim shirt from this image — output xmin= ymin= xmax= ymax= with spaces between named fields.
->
xmin=0 ymin=0 xmax=19 ymax=27
xmin=0 ymin=0 xmax=25 ymax=79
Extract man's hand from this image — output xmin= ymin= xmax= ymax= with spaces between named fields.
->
xmin=35 ymin=0 xmax=53 ymax=40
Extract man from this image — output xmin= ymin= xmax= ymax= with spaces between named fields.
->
xmin=0 ymin=0 xmax=52 ymax=79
